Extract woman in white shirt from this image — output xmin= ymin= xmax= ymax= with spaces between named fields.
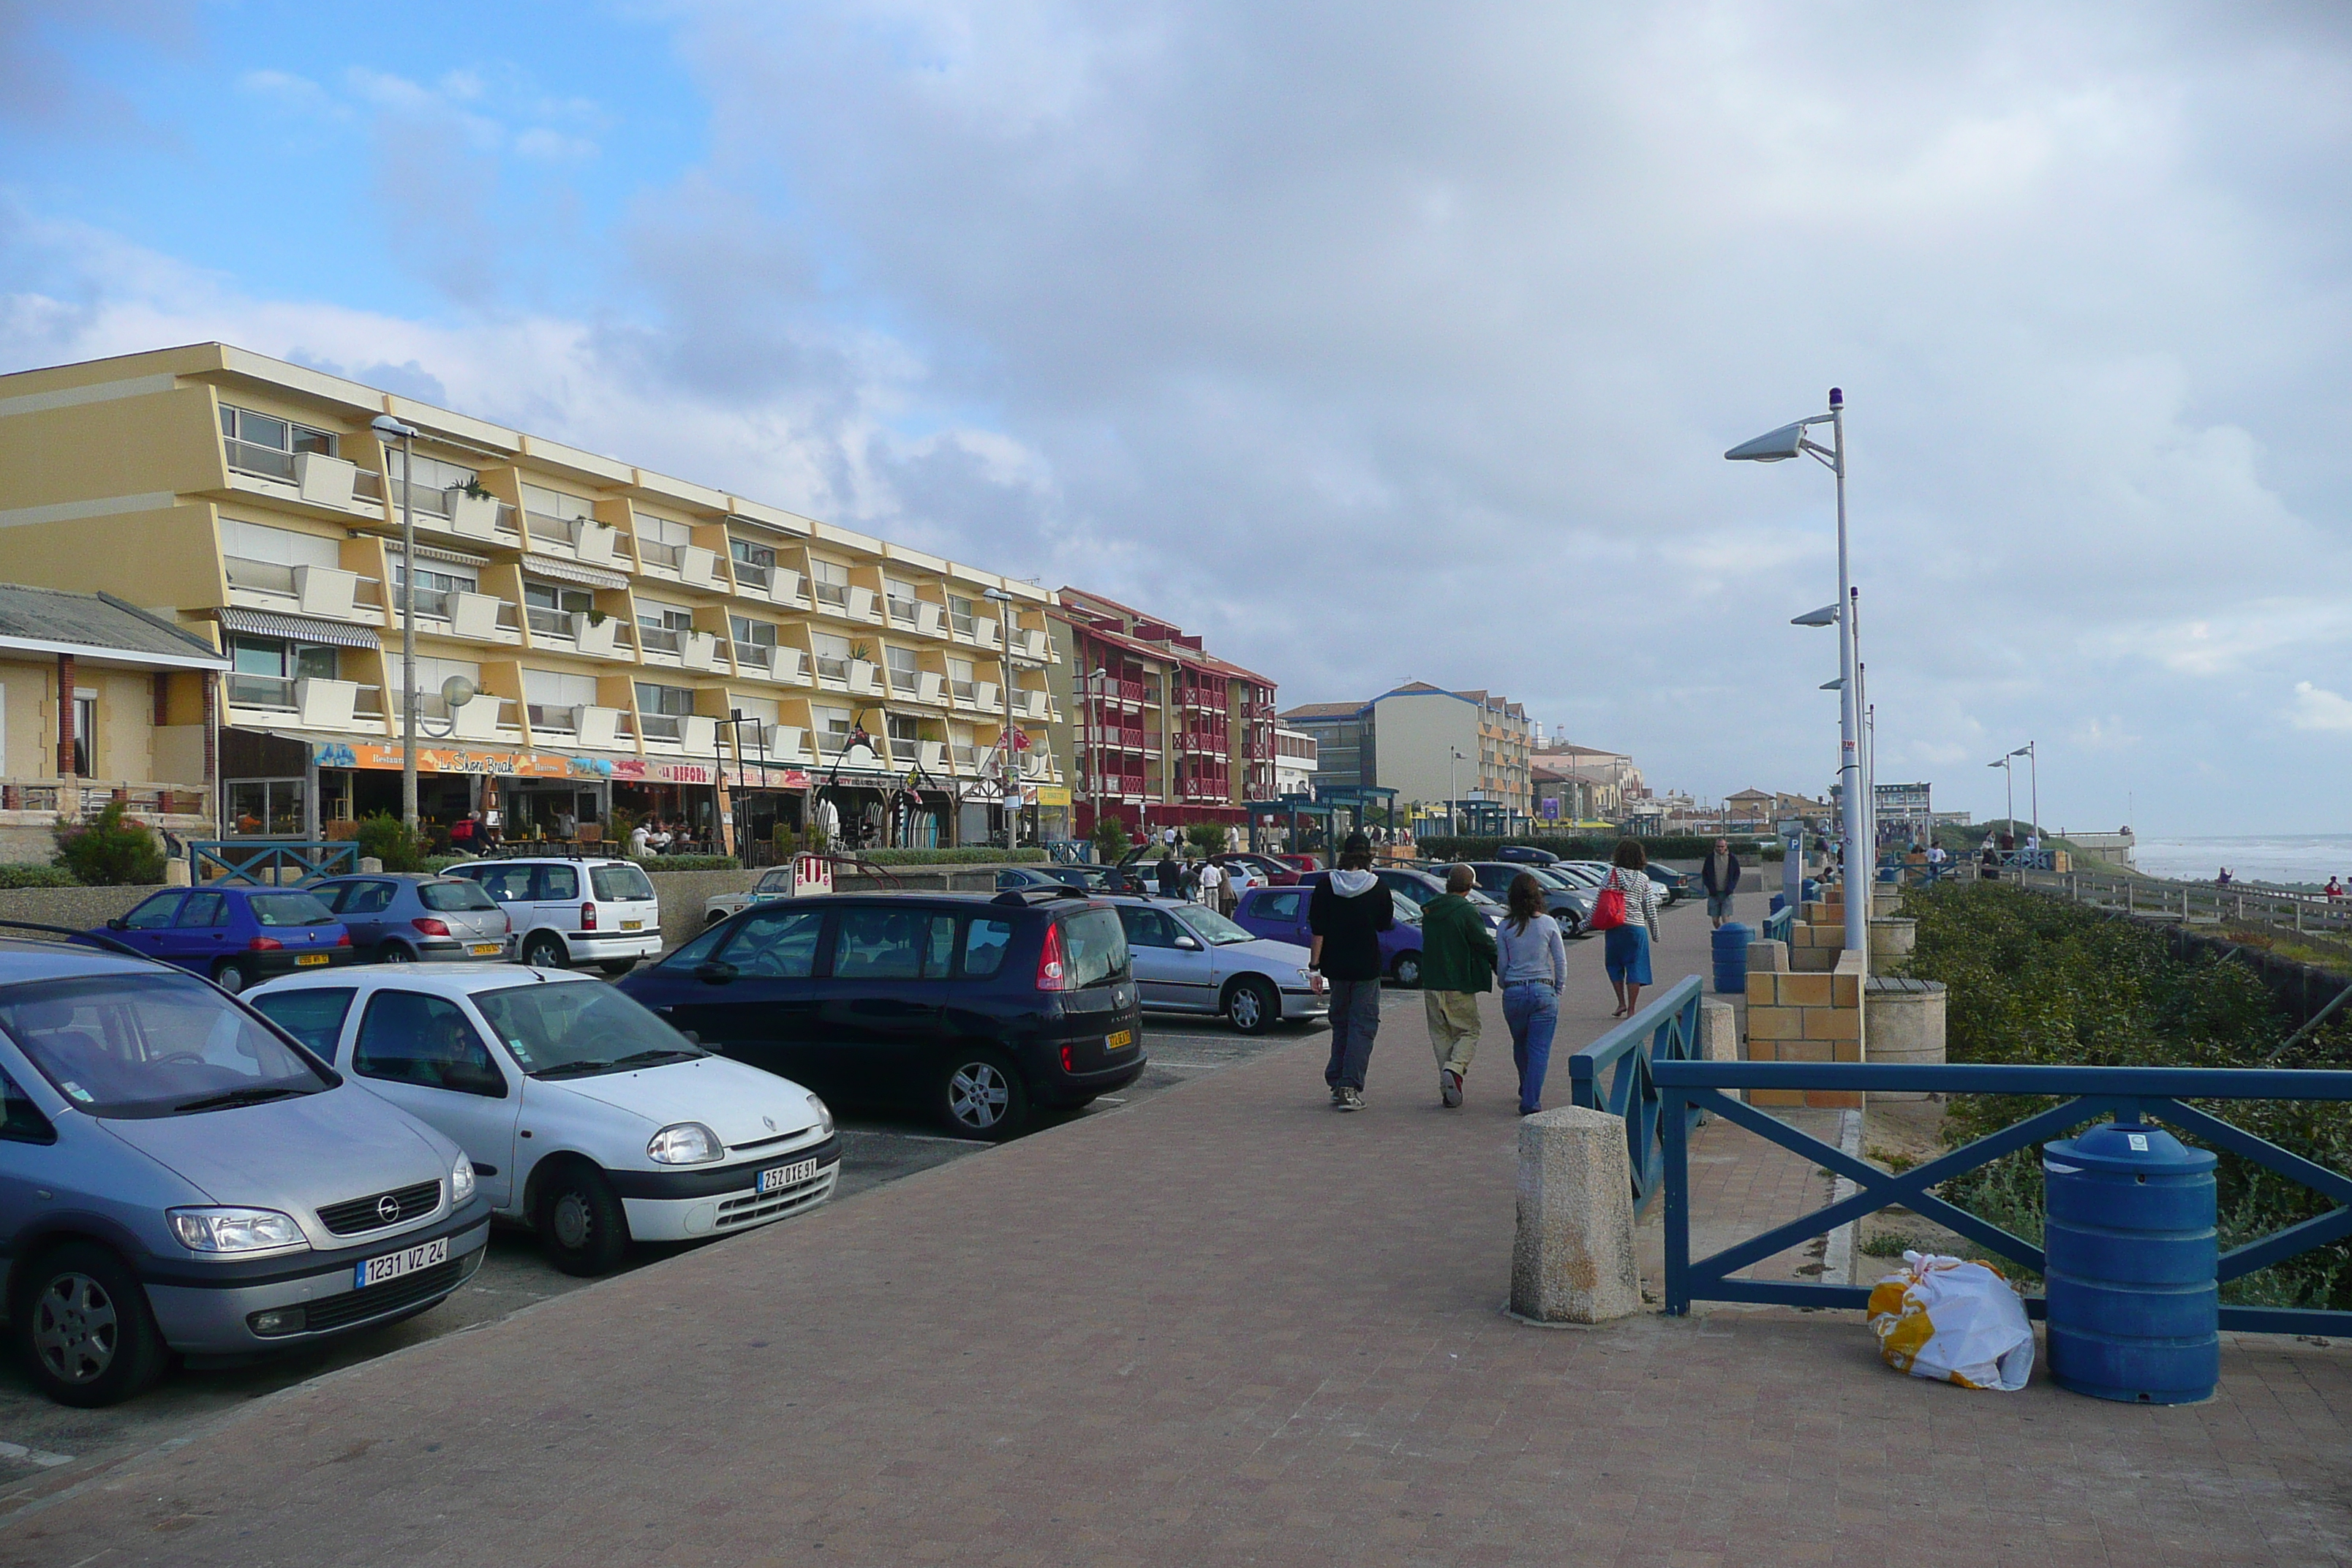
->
xmin=1498 ymin=873 xmax=1569 ymax=1115
xmin=1601 ymin=838 xmax=1665 ymax=1018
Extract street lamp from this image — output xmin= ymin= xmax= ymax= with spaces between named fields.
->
xmin=983 ymin=587 xmax=1018 ymax=847
xmin=1450 ymin=746 xmax=1469 ymax=836
xmin=1085 ymin=664 xmax=1108 ymax=829
xmin=1730 ymin=388 xmax=1863 ymax=956
xmin=369 ymin=414 xmax=423 ymax=832
xmin=2008 ymin=742 xmax=2038 ymax=856
xmin=1989 ymin=753 xmax=2015 ymax=840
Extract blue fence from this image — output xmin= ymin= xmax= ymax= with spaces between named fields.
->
xmin=1567 ymin=976 xmax=1708 ymax=1216
xmin=1653 ymin=1059 xmax=2352 ymax=1338
xmin=1760 ymin=905 xmax=1794 ymax=945
xmin=190 ymin=840 xmax=358 ymax=887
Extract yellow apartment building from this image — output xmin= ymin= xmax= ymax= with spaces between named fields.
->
xmin=0 ymin=344 xmax=1061 ymax=854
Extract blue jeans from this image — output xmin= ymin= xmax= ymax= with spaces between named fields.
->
xmin=1503 ymin=981 xmax=1559 ymax=1115
xmin=1323 ymin=977 xmax=1382 ymax=1090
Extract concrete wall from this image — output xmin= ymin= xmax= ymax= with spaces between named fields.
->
xmin=1364 ymin=690 xmax=1476 ymax=813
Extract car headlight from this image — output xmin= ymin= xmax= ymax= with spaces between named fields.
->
xmin=451 ymin=1154 xmax=477 ymax=1205
xmin=647 ymin=1121 xmax=724 ymax=1164
xmin=168 ymin=1207 xmax=308 ymax=1254
xmin=805 ymin=1093 xmax=834 ymax=1138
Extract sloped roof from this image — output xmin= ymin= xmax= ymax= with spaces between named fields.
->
xmin=0 ymin=585 xmax=227 ymax=668
xmin=1280 ymin=701 xmax=1368 ymax=721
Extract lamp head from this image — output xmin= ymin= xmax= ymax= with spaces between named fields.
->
xmin=439 ymin=675 xmax=477 ymax=710
xmin=370 ymin=415 xmax=421 ymax=441
xmin=2010 ymin=745 xmax=2032 ymax=757
xmin=1724 ymin=421 xmax=1809 ymax=463
xmin=1820 ymin=678 xmax=1844 ymax=691
xmin=1828 ymin=387 xmax=1843 ymax=409
xmin=1790 ymin=604 xmax=1841 ymax=627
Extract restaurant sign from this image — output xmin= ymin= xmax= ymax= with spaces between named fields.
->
xmin=312 ymin=740 xmax=807 ymax=791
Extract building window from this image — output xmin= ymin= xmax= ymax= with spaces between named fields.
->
xmin=948 ymin=595 xmax=976 ymax=636
xmin=884 ymin=578 xmax=919 ymax=625
xmin=886 ymin=645 xmax=919 ymax=693
xmin=811 ymin=631 xmax=852 ymax=682
xmin=636 ymin=601 xmax=693 ymax=655
xmin=227 ymin=636 xmax=337 ymax=710
xmin=219 ymin=405 xmax=334 ymax=483
xmin=728 ymin=538 xmax=775 ymax=589
xmin=225 ymin=778 xmax=306 ymax=838
xmin=522 ymin=581 xmax=594 ymax=637
xmin=389 ymin=560 xmax=478 ymax=620
xmin=729 ymin=615 xmax=780 ymax=660
xmin=886 ymin=712 xmax=921 ymax=750
xmin=811 ymin=559 xmax=851 ymax=608
xmin=522 ymin=668 xmax=598 ymax=733
xmin=72 ymin=692 xmax=94 ymax=777
xmin=813 ymin=704 xmax=853 ymax=754
xmin=219 ymin=519 xmax=342 ymax=596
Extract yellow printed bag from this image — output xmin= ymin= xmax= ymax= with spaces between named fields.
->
xmin=1866 ymin=1251 xmax=2035 ymax=1392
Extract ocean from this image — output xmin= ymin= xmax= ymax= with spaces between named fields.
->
xmin=2128 ymin=834 xmax=2352 ymax=889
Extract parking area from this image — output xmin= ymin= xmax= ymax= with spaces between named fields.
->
xmin=0 ymin=994 xmax=1391 ymax=1518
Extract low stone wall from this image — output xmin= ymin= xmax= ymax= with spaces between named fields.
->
xmin=1744 ymin=947 xmax=1868 ymax=1110
xmin=0 ymin=883 xmax=162 ymax=935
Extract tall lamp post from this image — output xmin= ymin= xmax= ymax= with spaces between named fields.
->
xmin=2013 ymin=742 xmax=2038 ymax=848
xmin=1730 ymin=388 xmax=1863 ymax=957
xmin=1989 ymin=753 xmax=2016 ymax=840
xmin=369 ymin=415 xmax=423 ymax=832
xmin=1450 ymin=747 xmax=1467 ymax=836
xmin=984 ymin=587 xmax=1018 ymax=847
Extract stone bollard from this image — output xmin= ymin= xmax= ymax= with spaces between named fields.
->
xmin=164 ymin=858 xmax=192 ymax=887
xmin=1746 ymin=938 xmax=1788 ymax=973
xmin=1867 ymin=916 xmax=1917 ymax=976
xmin=1697 ymin=997 xmax=1737 ymax=1062
xmin=1509 ymin=1107 xmax=1643 ymax=1324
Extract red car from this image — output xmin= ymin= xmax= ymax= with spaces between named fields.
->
xmin=1211 ymin=852 xmax=1301 ymax=886
xmin=1272 ymin=853 xmax=1322 ymax=875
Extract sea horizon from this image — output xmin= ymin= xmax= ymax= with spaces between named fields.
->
xmin=2126 ymin=832 xmax=2352 ymax=887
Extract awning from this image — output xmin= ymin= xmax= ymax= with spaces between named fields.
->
xmin=521 ymin=554 xmax=630 ymax=591
xmin=214 ymin=608 xmax=381 ymax=650
xmin=403 ymin=542 xmax=493 ymax=570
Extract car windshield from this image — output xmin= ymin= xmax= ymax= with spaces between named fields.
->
xmin=470 ymin=980 xmax=704 ymax=1078
xmin=250 ymin=892 xmax=336 ymax=927
xmin=1055 ymin=908 xmax=1130 ymax=987
xmin=418 ymin=880 xmax=500 ymax=912
xmin=1171 ymin=905 xmax=1256 ymax=946
xmin=591 ymin=863 xmax=657 ymax=902
xmin=0 ymin=972 xmax=333 ymax=1117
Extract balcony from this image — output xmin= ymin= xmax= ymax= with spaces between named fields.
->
xmin=1010 ymin=627 xmax=1050 ymax=661
xmin=639 ymin=625 xmax=717 ymax=670
xmin=1011 ymin=688 xmax=1052 ymax=721
xmin=223 ymin=558 xmax=388 ymax=625
xmin=223 ymin=443 xmax=387 ymax=518
xmin=638 ymin=712 xmax=717 ymax=753
xmin=226 ymin=674 xmax=385 ymax=732
xmin=679 ymin=546 xmax=723 ymax=589
xmin=766 ymin=568 xmax=808 ymax=608
xmin=527 ymin=704 xmax=634 ymax=750
xmin=886 ymin=596 xmax=921 ymax=630
xmin=916 ymin=671 xmax=948 ymax=706
xmin=731 ymin=558 xmax=772 ymax=593
xmin=636 ymin=537 xmax=684 ymax=576
xmin=949 ymin=743 xmax=980 ymax=774
xmin=971 ymin=618 xmax=1003 ymax=650
xmin=917 ymin=740 xmax=949 ymax=774
xmin=815 ymin=584 xmax=881 ymax=623
xmin=733 ymin=723 xmax=811 ymax=765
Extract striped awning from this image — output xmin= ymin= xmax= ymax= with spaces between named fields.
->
xmin=403 ymin=542 xmax=492 ymax=570
xmin=214 ymin=608 xmax=382 ymax=650
xmin=521 ymin=554 xmax=630 ymax=591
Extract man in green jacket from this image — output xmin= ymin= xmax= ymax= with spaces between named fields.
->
xmin=1421 ymin=864 xmax=1499 ymax=1108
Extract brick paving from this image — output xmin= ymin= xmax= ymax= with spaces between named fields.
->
xmin=6 ymin=905 xmax=2348 ymax=1565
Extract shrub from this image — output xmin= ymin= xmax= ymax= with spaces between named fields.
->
xmin=637 ymin=855 xmax=740 ymax=872
xmin=1184 ymin=821 xmax=1229 ymax=858
xmin=1090 ymin=813 xmax=1134 ymax=866
xmin=353 ymin=812 xmax=425 ymax=872
xmin=52 ymin=802 xmax=164 ymax=886
xmin=0 ymin=865 xmax=79 ymax=889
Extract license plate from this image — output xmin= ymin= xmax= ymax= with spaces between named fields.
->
xmin=755 ymin=1158 xmax=819 ymax=1194
xmin=353 ymin=1235 xmax=449 ymax=1289
xmin=1107 ymin=1029 xmax=1134 ymax=1051
xmin=621 ymin=919 xmax=644 ymax=931
xmin=470 ymin=943 xmax=502 ymax=956
xmin=295 ymin=954 xmax=329 ymax=967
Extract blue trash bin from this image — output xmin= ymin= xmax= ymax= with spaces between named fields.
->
xmin=2042 ymin=1120 xmax=2220 ymax=1404
xmin=1710 ymin=921 xmax=1752 ymax=995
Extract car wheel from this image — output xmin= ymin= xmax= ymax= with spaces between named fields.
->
xmin=1392 ymin=951 xmax=1423 ymax=987
xmin=704 ymin=911 xmax=728 ymax=927
xmin=12 ymin=1243 xmax=166 ymax=1408
xmin=1558 ymin=911 xmax=1585 ymax=941
xmin=521 ymin=932 xmax=569 ymax=970
xmin=378 ymin=941 xmax=415 ymax=963
xmin=1224 ymin=976 xmax=1278 ymax=1035
xmin=211 ymin=958 xmax=251 ymax=995
xmin=938 ymin=1049 xmax=1028 ymax=1141
xmin=599 ymin=959 xmax=637 ymax=978
xmin=533 ymin=1161 xmax=631 ymax=1276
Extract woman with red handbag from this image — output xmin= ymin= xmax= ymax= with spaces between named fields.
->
xmin=1594 ymin=838 xmax=1664 ymax=1018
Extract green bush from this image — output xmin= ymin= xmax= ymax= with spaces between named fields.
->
xmin=1090 ymin=813 xmax=1134 ymax=866
xmin=0 ymin=864 xmax=80 ymax=889
xmin=637 ymin=855 xmax=741 ymax=872
xmin=353 ymin=813 xmax=425 ymax=873
xmin=1184 ymin=821 xmax=1229 ymax=858
xmin=52 ymin=802 xmax=164 ymax=886
xmin=1903 ymin=881 xmax=2352 ymax=1309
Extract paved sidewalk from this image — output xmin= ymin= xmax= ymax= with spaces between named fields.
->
xmin=7 ymin=907 xmax=2348 ymax=1565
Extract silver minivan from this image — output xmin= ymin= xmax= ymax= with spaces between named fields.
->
xmin=0 ymin=940 xmax=489 ymax=1406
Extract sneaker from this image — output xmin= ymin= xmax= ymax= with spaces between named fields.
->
xmin=1441 ymin=1070 xmax=1463 ymax=1109
xmin=1329 ymin=1085 xmax=1346 ymax=1107
xmin=1338 ymin=1087 xmax=1365 ymax=1112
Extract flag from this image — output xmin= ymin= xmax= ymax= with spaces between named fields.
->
xmin=1010 ymin=727 xmax=1032 ymax=751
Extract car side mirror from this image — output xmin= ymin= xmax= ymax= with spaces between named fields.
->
xmin=696 ymin=961 xmax=738 ymax=986
xmin=105 ymin=919 xmax=127 ymax=931
xmin=676 ymin=1029 xmax=701 ymax=1046
xmin=1173 ymin=935 xmax=1201 ymax=951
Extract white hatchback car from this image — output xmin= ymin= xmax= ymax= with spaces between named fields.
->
xmin=246 ymin=965 xmax=839 ymax=1275
xmin=442 ymin=856 xmax=662 ymax=976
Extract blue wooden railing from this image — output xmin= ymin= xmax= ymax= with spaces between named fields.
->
xmin=190 ymin=840 xmax=358 ymax=887
xmin=1567 ymin=975 xmax=1708 ymax=1216
xmin=1654 ymin=1060 xmax=2352 ymax=1338
xmin=1760 ymin=905 xmax=1794 ymax=945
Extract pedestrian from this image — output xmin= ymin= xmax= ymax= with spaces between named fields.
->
xmin=1599 ymin=838 xmax=1664 ymax=1019
xmin=1420 ymin=864 xmax=1498 ymax=1109
xmin=1308 ymin=832 xmax=1395 ymax=1111
xmin=2328 ymin=875 xmax=2344 ymax=902
xmin=627 ymin=818 xmax=652 ymax=859
xmin=1155 ymin=850 xmax=1182 ymax=898
xmin=1498 ymin=871 xmax=1567 ymax=1117
xmin=1199 ymin=856 xmax=1227 ymax=915
xmin=1180 ymin=858 xmax=1202 ymax=902
xmin=1700 ymin=836 xmax=1741 ymax=930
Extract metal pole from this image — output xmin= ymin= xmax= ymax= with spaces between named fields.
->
xmin=398 ymin=431 xmax=418 ymax=832
xmin=1829 ymin=389 xmax=1865 ymax=955
xmin=2027 ymin=741 xmax=2040 ymax=850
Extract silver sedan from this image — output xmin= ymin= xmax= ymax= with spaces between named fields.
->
xmin=1104 ymin=896 xmax=1327 ymax=1035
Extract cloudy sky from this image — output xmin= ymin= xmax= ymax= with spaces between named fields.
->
xmin=4 ymin=1 xmax=2348 ymax=834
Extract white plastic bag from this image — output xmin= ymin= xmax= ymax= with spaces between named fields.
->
xmin=1866 ymin=1251 xmax=2035 ymax=1392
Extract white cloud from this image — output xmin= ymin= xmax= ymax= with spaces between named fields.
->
xmin=2290 ymin=682 xmax=2352 ymax=733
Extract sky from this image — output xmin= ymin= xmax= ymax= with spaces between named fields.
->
xmin=2 ymin=1 xmax=2348 ymax=836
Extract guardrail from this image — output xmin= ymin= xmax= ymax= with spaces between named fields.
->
xmin=192 ymin=840 xmax=358 ymax=886
xmin=1652 ymin=1059 xmax=2352 ymax=1336
xmin=1760 ymin=905 xmax=1793 ymax=945
xmin=2023 ymin=867 xmax=2352 ymax=939
xmin=1566 ymin=974 xmax=1707 ymax=1215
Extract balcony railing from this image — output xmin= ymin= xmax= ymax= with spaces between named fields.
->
xmin=887 ymin=597 xmax=919 ymax=625
xmin=638 ymin=625 xmax=684 ymax=656
xmin=888 ymin=667 xmax=919 ymax=694
xmin=733 ymin=559 xmax=772 ymax=590
xmin=227 ymin=673 xmax=298 ymax=710
xmin=525 ymin=606 xmax=573 ymax=638
xmin=526 ymin=704 xmax=577 ymax=735
xmin=814 ymin=655 xmax=849 ymax=682
xmin=640 ymin=713 xmax=685 ymax=743
xmin=223 ymin=439 xmax=299 ymax=483
xmin=525 ymin=511 xmax=581 ymax=549
xmin=813 ymin=581 xmax=850 ymax=609
xmin=389 ymin=477 xmax=453 ymax=519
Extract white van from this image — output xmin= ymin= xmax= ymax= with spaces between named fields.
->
xmin=443 ymin=856 xmax=662 ymax=976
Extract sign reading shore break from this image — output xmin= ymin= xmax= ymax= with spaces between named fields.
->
xmin=312 ymin=741 xmax=811 ymax=792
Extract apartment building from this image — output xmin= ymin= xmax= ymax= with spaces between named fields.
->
xmin=1272 ymin=725 xmax=1318 ymax=798
xmin=1281 ymin=682 xmax=1534 ymax=833
xmin=1047 ymin=589 xmax=1277 ymax=841
xmin=0 ymin=344 xmax=1060 ymax=852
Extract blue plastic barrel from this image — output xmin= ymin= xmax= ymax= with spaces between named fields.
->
xmin=2042 ymin=1121 xmax=2219 ymax=1404
xmin=1709 ymin=922 xmax=1752 ymax=994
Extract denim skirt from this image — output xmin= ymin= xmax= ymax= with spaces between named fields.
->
xmin=1603 ymin=922 xmax=1653 ymax=985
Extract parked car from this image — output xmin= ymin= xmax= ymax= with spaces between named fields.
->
xmin=706 ymin=864 xmax=798 ymax=927
xmin=1104 ymin=895 xmax=1327 ymax=1033
xmin=1210 ymin=852 xmax=1300 ymax=886
xmin=304 ymin=874 xmax=512 ymax=963
xmin=1232 ymin=883 xmax=1426 ymax=987
xmin=1494 ymin=845 xmax=1560 ymax=865
xmin=618 ymin=892 xmax=1144 ymax=1141
xmin=101 ymin=886 xmax=355 ymax=995
xmin=1273 ymin=853 xmax=1322 ymax=875
xmin=1463 ymin=862 xmax=1593 ymax=938
xmin=1547 ymin=861 xmax=1610 ymax=889
xmin=1645 ymin=865 xmax=1694 ymax=905
xmin=1300 ymin=866 xmax=1512 ymax=935
xmin=442 ymin=856 xmax=660 ymax=976
xmin=997 ymin=864 xmax=1144 ymax=896
xmin=248 ymin=965 xmax=837 ymax=1276
xmin=0 ymin=938 xmax=488 ymax=1406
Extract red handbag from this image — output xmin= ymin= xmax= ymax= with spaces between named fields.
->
xmin=1589 ymin=869 xmax=1629 ymax=932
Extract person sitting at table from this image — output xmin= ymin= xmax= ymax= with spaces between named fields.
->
xmin=647 ymin=819 xmax=674 ymax=853
xmin=627 ymin=820 xmax=652 ymax=858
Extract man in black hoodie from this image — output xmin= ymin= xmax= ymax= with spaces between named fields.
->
xmin=1308 ymin=833 xmax=1395 ymax=1110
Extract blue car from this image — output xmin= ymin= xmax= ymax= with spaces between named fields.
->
xmin=101 ymin=886 xmax=355 ymax=995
